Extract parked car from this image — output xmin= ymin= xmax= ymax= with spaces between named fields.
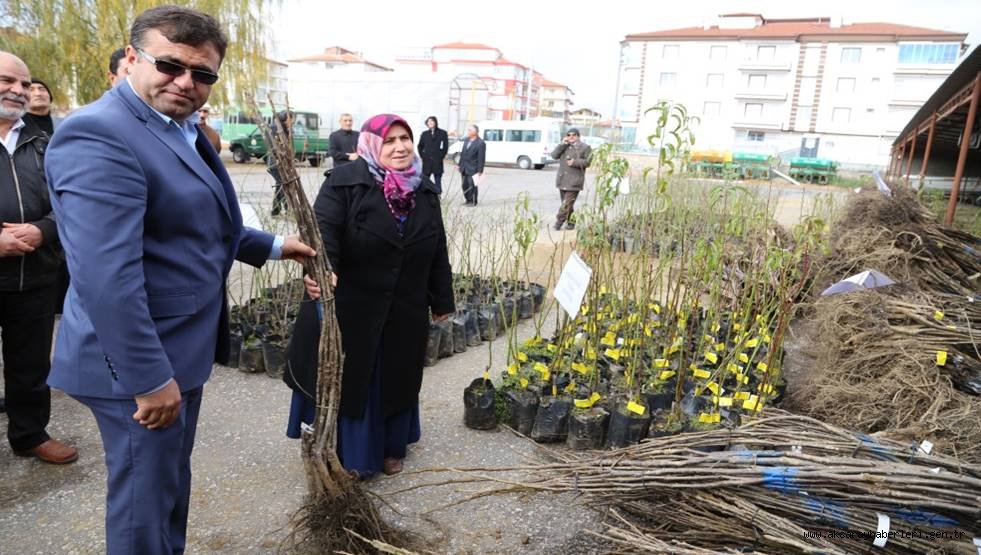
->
xmin=448 ymin=119 xmax=563 ymax=170
xmin=229 ymin=123 xmax=329 ymax=167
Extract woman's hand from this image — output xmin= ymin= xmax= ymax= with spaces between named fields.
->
xmin=432 ymin=313 xmax=451 ymax=322
xmin=303 ymin=273 xmax=337 ymax=300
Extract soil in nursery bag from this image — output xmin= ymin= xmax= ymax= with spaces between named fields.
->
xmin=502 ymin=388 xmax=539 ymax=435
xmin=262 ymin=337 xmax=287 ymax=379
xmin=239 ymin=340 xmax=265 ymax=373
xmin=643 ymin=391 xmax=674 ymax=412
xmin=529 ymin=283 xmax=546 ymax=312
xmin=424 ymin=323 xmax=441 ymax=367
xmin=680 ymin=391 xmax=712 ymax=416
xmin=477 ymin=304 xmax=500 ymax=341
xmin=530 ymin=395 xmax=572 ymax=443
xmin=567 ymin=407 xmax=610 ymax=450
xmin=227 ymin=332 xmax=242 ymax=369
xmin=463 ymin=308 xmax=481 ymax=346
xmin=463 ymin=378 xmax=497 ymax=430
xmin=436 ymin=319 xmax=454 ymax=358
xmin=517 ymin=291 xmax=534 ymax=320
xmin=451 ymin=313 xmax=468 ymax=353
xmin=499 ymin=297 xmax=517 ymax=329
xmin=648 ymin=410 xmax=687 ymax=438
xmin=608 ymin=406 xmax=651 ymax=448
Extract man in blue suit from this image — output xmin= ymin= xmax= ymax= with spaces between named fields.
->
xmin=44 ymin=6 xmax=314 ymax=553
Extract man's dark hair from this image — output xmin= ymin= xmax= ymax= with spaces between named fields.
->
xmin=470 ymin=124 xmax=479 ymax=134
xmin=426 ymin=116 xmax=438 ymax=128
xmin=109 ymin=48 xmax=126 ymax=75
xmin=130 ymin=5 xmax=228 ymax=62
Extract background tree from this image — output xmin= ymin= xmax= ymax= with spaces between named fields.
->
xmin=0 ymin=0 xmax=275 ymax=109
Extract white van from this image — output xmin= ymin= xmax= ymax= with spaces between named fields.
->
xmin=449 ymin=119 xmax=563 ymax=170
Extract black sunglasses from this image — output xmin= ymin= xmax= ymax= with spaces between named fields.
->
xmin=136 ymin=49 xmax=220 ymax=85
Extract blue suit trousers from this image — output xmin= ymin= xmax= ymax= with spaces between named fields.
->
xmin=74 ymin=387 xmax=203 ymax=555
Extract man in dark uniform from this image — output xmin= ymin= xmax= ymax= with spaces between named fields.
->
xmin=457 ymin=124 xmax=485 ymax=206
xmin=328 ymin=113 xmax=359 ymax=167
xmin=417 ymin=115 xmax=448 ymax=194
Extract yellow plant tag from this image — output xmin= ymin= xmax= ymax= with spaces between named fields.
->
xmin=564 ymin=381 xmax=576 ymax=393
xmin=745 ymin=337 xmax=760 ymax=348
xmin=727 ymin=363 xmax=744 ymax=374
xmin=934 ymin=310 xmax=944 ymax=321
xmin=704 ymin=334 xmax=716 ymax=344
xmin=574 ymin=397 xmax=594 ymax=409
xmin=625 ymin=372 xmax=633 ymax=386
xmin=609 ymin=322 xmax=621 ymax=332
xmin=659 ymin=370 xmax=676 ymax=380
xmin=626 ymin=400 xmax=647 ymax=415
xmin=666 ymin=344 xmax=680 ymax=355
xmin=692 ymin=368 xmax=711 ymax=379
xmin=601 ymin=332 xmax=617 ymax=347
xmin=735 ymin=373 xmax=749 ymax=385
xmin=757 ymin=362 xmax=769 ymax=372
xmin=711 ymin=322 xmax=721 ymax=333
xmin=627 ymin=313 xmax=639 ymax=325
xmin=763 ymin=334 xmax=772 ymax=344
xmin=758 ymin=383 xmax=775 ymax=395
xmin=534 ymin=362 xmax=550 ymax=380
xmin=654 ymin=358 xmax=670 ymax=368
xmin=586 ymin=348 xmax=598 ymax=360
xmin=717 ymin=396 xmax=733 ymax=407
xmin=600 ymin=285 xmax=608 ymax=295
xmin=571 ymin=362 xmax=590 ymax=375
xmin=698 ymin=412 xmax=721 ymax=424
xmin=734 ymin=391 xmax=751 ymax=400
xmin=507 ymin=363 xmax=519 ymax=376
xmin=523 ymin=336 xmax=543 ymax=347
xmin=644 ymin=324 xmax=654 ymax=337
xmin=705 ymin=352 xmax=719 ymax=364
xmin=483 ymin=370 xmax=490 ymax=381
xmin=733 ymin=323 xmax=743 ymax=331
xmin=651 ymin=320 xmax=662 ymax=328
xmin=936 ymin=351 xmax=947 ymax=366
xmin=715 ymin=342 xmax=726 ymax=352
xmin=652 ymin=303 xmax=662 ymax=314
xmin=519 ymin=377 xmax=529 ymax=389
xmin=738 ymin=353 xmax=750 ymax=364
xmin=552 ymin=384 xmax=558 ymax=396
xmin=677 ymin=318 xmax=687 ymax=329
xmin=516 ymin=351 xmax=528 ymax=362
xmin=546 ymin=343 xmax=558 ymax=353
xmin=706 ymin=381 xmax=721 ymax=396
xmin=581 ymin=304 xmax=589 ymax=315
xmin=743 ymin=395 xmax=763 ymax=412
xmin=605 ymin=348 xmax=621 ymax=361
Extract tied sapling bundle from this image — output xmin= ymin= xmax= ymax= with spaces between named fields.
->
xmin=254 ymin=102 xmax=414 ymax=553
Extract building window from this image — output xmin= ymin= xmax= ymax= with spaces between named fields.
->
xmin=840 ymin=47 xmax=861 ymax=63
xmin=836 ymin=77 xmax=856 ymax=93
xmin=747 ymin=131 xmax=765 ymax=142
xmin=898 ymin=43 xmax=958 ymax=65
xmin=748 ymin=74 xmax=766 ymax=88
xmin=706 ymin=73 xmax=724 ymax=88
xmin=662 ymin=45 xmax=679 ymax=59
xmin=622 ymin=69 xmax=641 ymax=94
xmin=659 ymin=72 xmax=677 ymax=87
xmin=757 ymin=45 xmax=776 ymax=61
xmin=710 ymin=45 xmax=727 ymax=60
xmin=744 ymin=103 xmax=763 ymax=119
xmin=832 ymin=107 xmax=851 ymax=123
xmin=703 ymin=101 xmax=721 ymax=116
xmin=484 ymin=129 xmax=504 ymax=141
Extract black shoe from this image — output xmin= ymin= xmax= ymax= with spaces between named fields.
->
xmin=553 ymin=222 xmax=563 ymax=231
xmin=565 ymin=222 xmax=575 ymax=230
xmin=0 ymin=397 xmax=5 ymax=413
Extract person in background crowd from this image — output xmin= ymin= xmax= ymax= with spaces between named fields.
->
xmin=265 ymin=109 xmax=292 ymax=216
xmin=328 ymin=112 xmax=359 ymax=167
xmin=24 ymin=78 xmax=55 ymax=135
xmin=417 ymin=115 xmax=448 ymax=195
xmin=0 ymin=51 xmax=76 ymax=464
xmin=551 ymin=128 xmax=592 ymax=231
xmin=44 ymin=7 xmax=314 ymax=552
xmin=198 ymin=105 xmax=221 ymax=153
xmin=107 ymin=47 xmax=130 ymax=86
xmin=286 ymin=113 xmax=454 ymax=478
xmin=457 ymin=124 xmax=485 ymax=206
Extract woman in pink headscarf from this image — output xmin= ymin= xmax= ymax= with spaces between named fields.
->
xmin=285 ymin=114 xmax=455 ymax=477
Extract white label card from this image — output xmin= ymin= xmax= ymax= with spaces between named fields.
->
xmin=873 ymin=513 xmax=890 ymax=548
xmin=919 ymin=440 xmax=934 ymax=454
xmin=553 ymin=251 xmax=593 ymax=319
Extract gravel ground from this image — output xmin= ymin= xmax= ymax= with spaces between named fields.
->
xmin=0 ymin=158 xmax=840 ymax=553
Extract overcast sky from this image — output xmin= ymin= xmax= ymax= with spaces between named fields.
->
xmin=271 ymin=0 xmax=981 ymax=116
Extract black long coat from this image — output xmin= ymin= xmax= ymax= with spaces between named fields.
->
xmin=417 ymin=127 xmax=449 ymax=176
xmin=285 ymin=159 xmax=455 ymax=419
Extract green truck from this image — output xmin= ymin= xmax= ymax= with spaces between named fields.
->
xmin=228 ymin=123 xmax=329 ymax=167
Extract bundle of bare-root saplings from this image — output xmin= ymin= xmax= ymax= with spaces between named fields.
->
xmin=785 ymin=185 xmax=981 ymax=462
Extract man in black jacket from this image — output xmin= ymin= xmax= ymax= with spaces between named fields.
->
xmin=418 ymin=116 xmax=448 ymax=194
xmin=457 ymin=124 xmax=485 ymax=206
xmin=328 ymin=113 xmax=359 ymax=167
xmin=0 ymin=51 xmax=76 ymax=464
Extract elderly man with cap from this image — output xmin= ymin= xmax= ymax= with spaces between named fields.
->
xmin=24 ymin=78 xmax=55 ymax=135
xmin=550 ymin=128 xmax=592 ymax=230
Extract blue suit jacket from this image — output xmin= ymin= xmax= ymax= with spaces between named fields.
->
xmin=45 ymin=84 xmax=274 ymax=399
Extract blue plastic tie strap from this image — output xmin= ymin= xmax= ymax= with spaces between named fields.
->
xmin=802 ymin=496 xmax=848 ymax=528
xmin=853 ymin=433 xmax=896 ymax=461
xmin=761 ymin=466 xmax=800 ymax=493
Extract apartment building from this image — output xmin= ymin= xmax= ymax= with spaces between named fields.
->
xmin=616 ymin=13 xmax=966 ymax=168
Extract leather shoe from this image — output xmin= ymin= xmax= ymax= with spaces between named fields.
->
xmin=15 ymin=438 xmax=78 ymax=464
xmin=382 ymin=457 xmax=403 ymax=475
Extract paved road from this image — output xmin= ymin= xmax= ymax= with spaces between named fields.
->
xmin=0 ymin=158 xmax=841 ymax=554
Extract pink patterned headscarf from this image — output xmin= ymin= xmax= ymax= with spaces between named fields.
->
xmin=357 ymin=114 xmax=423 ymax=221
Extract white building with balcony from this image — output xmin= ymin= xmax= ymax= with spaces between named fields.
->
xmin=616 ymin=14 xmax=967 ymax=168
